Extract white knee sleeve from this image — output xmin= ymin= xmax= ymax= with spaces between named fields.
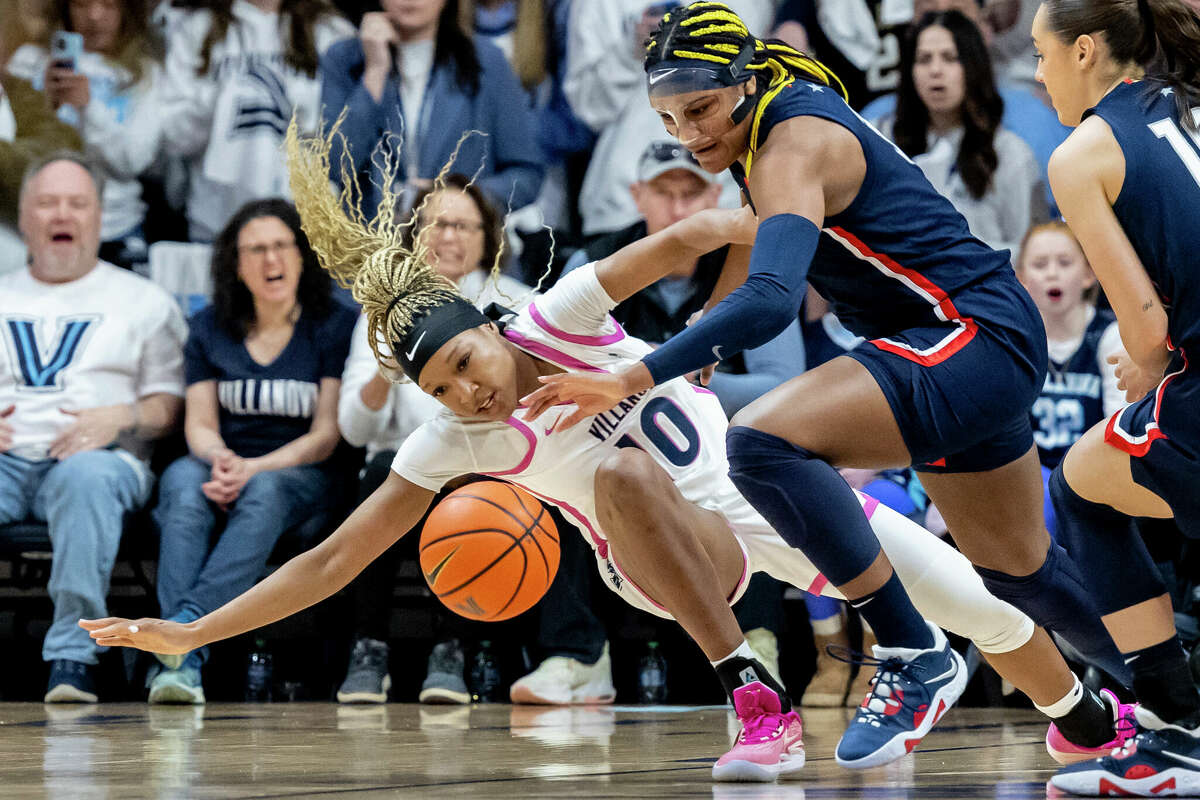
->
xmin=861 ymin=493 xmax=1036 ymax=655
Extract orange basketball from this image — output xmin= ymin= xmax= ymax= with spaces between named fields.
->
xmin=419 ymin=481 xmax=560 ymax=621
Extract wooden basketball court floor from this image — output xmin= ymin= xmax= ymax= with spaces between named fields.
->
xmin=0 ymin=702 xmax=1069 ymax=798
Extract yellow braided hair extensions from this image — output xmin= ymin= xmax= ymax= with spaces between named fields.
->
xmin=644 ymin=1 xmax=847 ymax=101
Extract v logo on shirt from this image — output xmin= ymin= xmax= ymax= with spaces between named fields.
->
xmin=3 ymin=316 xmax=97 ymax=391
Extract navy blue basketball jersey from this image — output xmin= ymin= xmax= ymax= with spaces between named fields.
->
xmin=1084 ymin=80 xmax=1200 ymax=357
xmin=730 ymin=79 xmax=1014 ymax=348
xmin=1031 ymin=309 xmax=1115 ymax=469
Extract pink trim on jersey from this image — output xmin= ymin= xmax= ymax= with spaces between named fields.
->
xmin=480 ymin=418 xmax=610 ymax=556
xmin=691 ymin=386 xmax=716 ymax=396
xmin=503 ymin=329 xmax=605 ymax=373
xmin=861 ymin=495 xmax=880 ymax=520
xmin=608 ymin=557 xmax=669 ymax=613
xmin=1104 ymin=348 xmax=1188 ymax=457
xmin=528 ymin=301 xmax=626 ymax=345
xmin=481 ymin=417 xmax=537 ymax=477
xmin=508 ymin=480 xmax=611 ymax=560
xmin=604 ymin=540 xmax=752 ymax=614
xmin=826 ymin=226 xmax=978 ymax=367
xmin=727 ymin=531 xmax=751 ymax=603
xmin=806 ymin=575 xmax=829 ymax=596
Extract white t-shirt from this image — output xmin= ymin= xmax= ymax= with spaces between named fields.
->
xmin=339 ymin=269 xmax=534 ymax=458
xmin=161 ymin=0 xmax=355 ymax=239
xmin=390 ymin=264 xmax=762 ymax=557
xmin=7 ymin=45 xmax=165 ymax=240
xmin=873 ymin=117 xmax=1043 ymax=261
xmin=0 ymin=261 xmax=187 ymax=460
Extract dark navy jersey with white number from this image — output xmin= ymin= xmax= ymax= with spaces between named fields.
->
xmin=1032 ymin=309 xmax=1115 ymax=469
xmin=1084 ymin=80 xmax=1200 ymax=357
xmin=730 ymin=79 xmax=1015 ymax=345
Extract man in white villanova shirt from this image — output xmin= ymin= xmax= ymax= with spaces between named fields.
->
xmin=0 ymin=152 xmax=186 ymax=702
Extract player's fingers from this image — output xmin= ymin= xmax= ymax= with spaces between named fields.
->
xmin=85 ymin=621 xmax=136 ymax=639
xmin=1106 ymin=354 xmax=1121 ymax=365
xmin=699 ymin=363 xmax=716 ymax=386
xmin=79 ymin=617 xmax=122 ymax=631
xmin=93 ymin=636 xmax=133 ymax=648
xmin=519 ymin=386 xmax=559 ymax=420
xmin=0 ymin=404 xmax=14 ymax=417
xmin=555 ymin=406 xmax=590 ymax=432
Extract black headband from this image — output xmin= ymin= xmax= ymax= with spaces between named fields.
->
xmin=646 ymin=40 xmax=757 ymax=93
xmin=392 ymin=296 xmax=491 ymax=383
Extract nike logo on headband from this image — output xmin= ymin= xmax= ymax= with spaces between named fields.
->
xmin=405 ymin=330 xmax=427 ymax=361
xmin=649 ymin=68 xmax=678 ymax=85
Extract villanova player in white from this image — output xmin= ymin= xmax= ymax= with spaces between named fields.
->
xmin=85 ymin=121 xmax=1047 ymax=782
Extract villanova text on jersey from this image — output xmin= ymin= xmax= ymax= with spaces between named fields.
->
xmin=587 ymin=391 xmax=648 ymax=443
xmin=217 ymin=378 xmax=317 ymax=418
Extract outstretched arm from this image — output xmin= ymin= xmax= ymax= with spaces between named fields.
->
xmin=81 ymin=472 xmax=436 ymax=653
xmin=591 ymin=206 xmax=758 ymax=304
xmin=523 ymin=115 xmax=864 ymax=426
xmin=635 ymin=114 xmax=862 ymax=387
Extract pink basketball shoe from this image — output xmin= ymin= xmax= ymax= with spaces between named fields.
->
xmin=1046 ymin=688 xmax=1139 ymax=765
xmin=712 ymin=682 xmax=806 ymax=782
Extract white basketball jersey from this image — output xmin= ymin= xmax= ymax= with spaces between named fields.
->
xmin=392 ymin=264 xmax=762 ymax=556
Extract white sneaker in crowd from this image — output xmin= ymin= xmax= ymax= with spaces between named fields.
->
xmin=510 ymin=642 xmax=616 ymax=705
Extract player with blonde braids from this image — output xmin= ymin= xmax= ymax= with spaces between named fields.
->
xmin=524 ymin=0 xmax=1138 ymax=772
xmin=85 ymin=114 xmax=1082 ymax=782
xmin=285 ymin=115 xmax=462 ymax=374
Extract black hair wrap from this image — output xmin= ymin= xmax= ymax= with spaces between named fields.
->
xmin=392 ymin=296 xmax=491 ymax=383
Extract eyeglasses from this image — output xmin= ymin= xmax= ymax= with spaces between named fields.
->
xmin=238 ymin=240 xmax=298 ymax=259
xmin=424 ymin=219 xmax=485 ymax=235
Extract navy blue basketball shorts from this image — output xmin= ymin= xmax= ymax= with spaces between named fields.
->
xmin=846 ymin=275 xmax=1048 ymax=474
xmin=1104 ymin=355 xmax=1200 ymax=539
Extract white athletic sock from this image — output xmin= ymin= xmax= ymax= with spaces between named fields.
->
xmin=1035 ymin=674 xmax=1085 ymax=719
xmin=710 ymin=640 xmax=757 ymax=668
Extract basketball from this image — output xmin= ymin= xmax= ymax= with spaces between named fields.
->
xmin=419 ymin=481 xmax=560 ymax=622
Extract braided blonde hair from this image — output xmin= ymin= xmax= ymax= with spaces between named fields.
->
xmin=285 ymin=114 xmax=467 ymax=378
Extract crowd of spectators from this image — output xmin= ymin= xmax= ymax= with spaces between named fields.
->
xmin=2 ymin=0 xmax=1197 ymax=708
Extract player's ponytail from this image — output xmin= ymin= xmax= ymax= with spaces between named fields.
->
xmin=1044 ymin=0 xmax=1200 ymax=130
xmin=285 ymin=113 xmax=461 ymax=376
xmin=1143 ymin=0 xmax=1200 ymax=128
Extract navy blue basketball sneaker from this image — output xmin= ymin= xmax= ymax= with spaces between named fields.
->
xmin=1050 ymin=708 xmax=1200 ymax=797
xmin=834 ymin=622 xmax=967 ymax=769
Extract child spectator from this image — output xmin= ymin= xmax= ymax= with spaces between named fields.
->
xmin=1015 ymin=221 xmax=1122 ymax=534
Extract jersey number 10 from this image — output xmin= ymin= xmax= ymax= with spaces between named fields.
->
xmin=1149 ymin=107 xmax=1200 ymax=189
xmin=615 ymin=396 xmax=701 ymax=467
